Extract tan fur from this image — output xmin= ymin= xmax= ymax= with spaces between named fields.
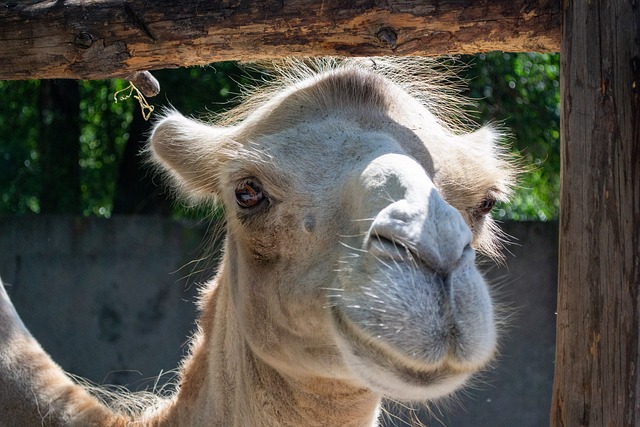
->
xmin=0 ymin=58 xmax=517 ymax=426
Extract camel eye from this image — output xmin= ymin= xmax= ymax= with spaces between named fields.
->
xmin=235 ymin=179 xmax=265 ymax=208
xmin=474 ymin=197 xmax=496 ymax=217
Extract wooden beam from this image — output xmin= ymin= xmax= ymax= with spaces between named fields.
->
xmin=0 ymin=0 xmax=560 ymax=81
xmin=551 ymin=0 xmax=640 ymax=425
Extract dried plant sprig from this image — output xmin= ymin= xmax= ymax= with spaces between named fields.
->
xmin=114 ymin=82 xmax=155 ymax=121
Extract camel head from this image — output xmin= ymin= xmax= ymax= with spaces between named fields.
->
xmin=149 ymin=60 xmax=516 ymax=404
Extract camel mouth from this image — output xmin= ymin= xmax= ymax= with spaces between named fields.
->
xmin=329 ymin=246 xmax=496 ymax=401
xmin=330 ymin=304 xmax=479 ymax=401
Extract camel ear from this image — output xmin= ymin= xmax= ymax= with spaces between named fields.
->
xmin=462 ymin=126 xmax=501 ymax=153
xmin=149 ymin=112 xmax=235 ymax=199
xmin=461 ymin=125 xmax=517 ymax=196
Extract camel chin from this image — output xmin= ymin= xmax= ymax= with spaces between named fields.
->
xmin=332 ymin=248 xmax=496 ymax=401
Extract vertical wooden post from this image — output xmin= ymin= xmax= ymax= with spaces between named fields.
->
xmin=551 ymin=0 xmax=640 ymax=425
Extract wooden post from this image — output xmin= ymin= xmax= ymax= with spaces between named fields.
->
xmin=551 ymin=0 xmax=640 ymax=425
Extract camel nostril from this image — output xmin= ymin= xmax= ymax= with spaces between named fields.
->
xmin=366 ymin=192 xmax=475 ymax=275
xmin=367 ymin=233 xmax=408 ymax=261
xmin=367 ymin=227 xmax=475 ymax=276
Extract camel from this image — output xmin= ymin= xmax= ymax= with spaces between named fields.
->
xmin=0 ymin=58 xmax=516 ymax=426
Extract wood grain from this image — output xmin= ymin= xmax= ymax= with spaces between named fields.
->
xmin=0 ymin=0 xmax=560 ymax=80
xmin=551 ymin=0 xmax=640 ymax=425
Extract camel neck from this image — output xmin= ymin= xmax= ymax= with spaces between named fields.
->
xmin=156 ymin=269 xmax=381 ymax=427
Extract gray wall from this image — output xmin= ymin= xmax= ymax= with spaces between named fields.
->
xmin=0 ymin=216 xmax=557 ymax=426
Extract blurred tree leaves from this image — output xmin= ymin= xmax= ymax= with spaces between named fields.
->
xmin=0 ymin=79 xmax=133 ymax=216
xmin=0 ymin=55 xmax=560 ymax=220
xmin=78 ymin=79 xmax=133 ymax=216
xmin=462 ymin=52 xmax=561 ymax=221
xmin=0 ymin=80 xmax=41 ymax=214
xmin=0 ymin=63 xmax=249 ymax=217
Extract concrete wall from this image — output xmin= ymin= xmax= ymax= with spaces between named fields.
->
xmin=0 ymin=216 xmax=557 ymax=426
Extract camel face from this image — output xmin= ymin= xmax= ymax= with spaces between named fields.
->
xmin=227 ymin=126 xmax=494 ymax=400
xmin=150 ymin=63 xmax=514 ymax=403
xmin=0 ymin=60 xmax=517 ymax=426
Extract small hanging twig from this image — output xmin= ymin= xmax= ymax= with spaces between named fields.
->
xmin=114 ymin=81 xmax=155 ymax=121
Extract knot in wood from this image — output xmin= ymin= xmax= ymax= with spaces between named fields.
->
xmin=376 ymin=27 xmax=397 ymax=50
xmin=74 ymin=32 xmax=94 ymax=49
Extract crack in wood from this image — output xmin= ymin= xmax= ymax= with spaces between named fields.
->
xmin=124 ymin=3 xmax=156 ymax=41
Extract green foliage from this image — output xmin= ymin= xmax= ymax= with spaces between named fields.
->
xmin=462 ymin=52 xmax=561 ymax=221
xmin=0 ymin=80 xmax=41 ymax=214
xmin=78 ymin=79 xmax=133 ymax=216
xmin=0 ymin=64 xmax=248 ymax=217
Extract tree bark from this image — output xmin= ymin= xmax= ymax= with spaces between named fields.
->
xmin=551 ymin=0 xmax=640 ymax=425
xmin=37 ymin=80 xmax=81 ymax=214
xmin=0 ymin=0 xmax=560 ymax=81
xmin=112 ymin=109 xmax=172 ymax=215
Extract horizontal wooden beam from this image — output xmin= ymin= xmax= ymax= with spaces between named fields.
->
xmin=0 ymin=0 xmax=560 ymax=81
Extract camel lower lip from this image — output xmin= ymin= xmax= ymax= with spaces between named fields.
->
xmin=331 ymin=305 xmax=469 ymax=392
